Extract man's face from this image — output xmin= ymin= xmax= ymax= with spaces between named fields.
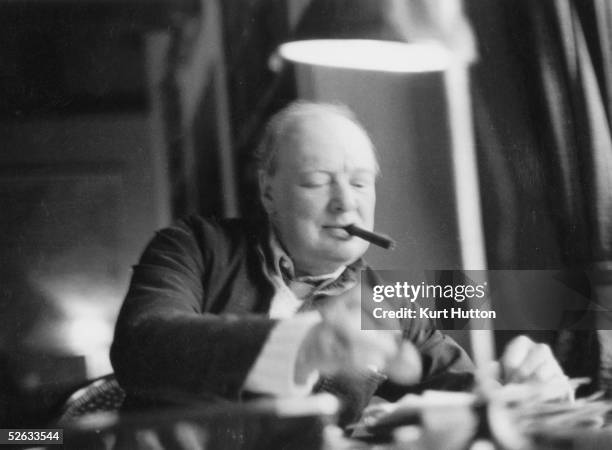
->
xmin=260 ymin=112 xmax=377 ymax=275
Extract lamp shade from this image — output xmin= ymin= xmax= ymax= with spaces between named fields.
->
xmin=292 ymin=0 xmax=406 ymax=42
xmin=288 ymin=0 xmax=477 ymax=65
xmin=279 ymin=39 xmax=452 ymax=73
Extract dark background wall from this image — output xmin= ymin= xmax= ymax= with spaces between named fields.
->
xmin=0 ymin=2 xmax=177 ymax=426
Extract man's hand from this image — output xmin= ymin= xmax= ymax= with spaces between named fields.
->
xmin=499 ymin=335 xmax=566 ymax=384
xmin=295 ymin=288 xmax=421 ymax=385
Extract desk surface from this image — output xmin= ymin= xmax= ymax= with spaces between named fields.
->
xmin=61 ymin=392 xmax=612 ymax=450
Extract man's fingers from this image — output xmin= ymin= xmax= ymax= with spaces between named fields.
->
xmin=500 ymin=335 xmax=533 ymax=381
xmin=384 ymin=340 xmax=422 ymax=385
xmin=347 ymin=330 xmax=397 ymax=370
xmin=301 ymin=318 xmax=413 ymax=379
xmin=532 ymin=359 xmax=564 ymax=382
xmin=302 ymin=301 xmax=422 ymax=383
xmin=501 ymin=336 xmax=563 ymax=383
xmin=509 ymin=343 xmax=552 ymax=382
xmin=347 ymin=333 xmax=421 ymax=385
xmin=298 ymin=322 xmax=349 ymax=375
xmin=514 ymin=344 xmax=562 ymax=381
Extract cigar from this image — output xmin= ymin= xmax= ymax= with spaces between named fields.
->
xmin=344 ymin=224 xmax=396 ymax=250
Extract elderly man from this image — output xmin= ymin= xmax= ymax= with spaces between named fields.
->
xmin=110 ymin=101 xmax=567 ymax=426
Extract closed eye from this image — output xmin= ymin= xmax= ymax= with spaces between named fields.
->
xmin=301 ymin=181 xmax=328 ymax=188
xmin=350 ymin=177 xmax=374 ymax=189
xmin=300 ymin=172 xmax=332 ymax=188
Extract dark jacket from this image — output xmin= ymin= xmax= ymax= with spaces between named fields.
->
xmin=110 ymin=216 xmax=474 ymax=423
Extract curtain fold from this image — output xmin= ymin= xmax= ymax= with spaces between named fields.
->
xmin=529 ymin=0 xmax=612 ymax=265
xmin=471 ymin=0 xmax=612 ymax=266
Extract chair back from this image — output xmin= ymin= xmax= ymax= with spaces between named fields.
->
xmin=58 ymin=374 xmax=125 ymax=425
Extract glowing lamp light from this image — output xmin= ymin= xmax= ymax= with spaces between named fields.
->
xmin=278 ymin=39 xmax=454 ymax=73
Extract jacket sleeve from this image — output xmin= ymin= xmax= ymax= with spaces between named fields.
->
xmin=110 ymin=219 xmax=277 ymax=402
xmin=411 ymin=326 xmax=476 ymax=390
xmin=377 ymin=322 xmax=476 ymax=401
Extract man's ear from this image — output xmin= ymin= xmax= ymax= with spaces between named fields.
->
xmin=258 ymin=170 xmax=274 ymax=215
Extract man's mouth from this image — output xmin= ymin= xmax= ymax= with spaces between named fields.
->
xmin=322 ymin=225 xmax=352 ymax=239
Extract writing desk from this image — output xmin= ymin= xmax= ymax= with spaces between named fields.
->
xmin=62 ymin=391 xmax=612 ymax=450
xmin=63 ymin=394 xmax=338 ymax=450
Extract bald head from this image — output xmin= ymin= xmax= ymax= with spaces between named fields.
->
xmin=255 ymin=102 xmax=379 ymax=177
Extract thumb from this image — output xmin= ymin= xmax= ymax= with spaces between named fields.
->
xmin=384 ymin=340 xmax=422 ymax=385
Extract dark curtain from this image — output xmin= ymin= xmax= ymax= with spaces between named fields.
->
xmin=219 ymin=0 xmax=297 ymax=219
xmin=467 ymin=0 xmax=612 ymax=392
xmin=521 ymin=0 xmax=612 ymax=266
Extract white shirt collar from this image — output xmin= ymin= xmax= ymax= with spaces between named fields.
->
xmin=267 ymin=229 xmax=346 ymax=283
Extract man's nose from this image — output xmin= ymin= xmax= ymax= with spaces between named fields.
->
xmin=329 ymin=180 xmax=357 ymax=213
